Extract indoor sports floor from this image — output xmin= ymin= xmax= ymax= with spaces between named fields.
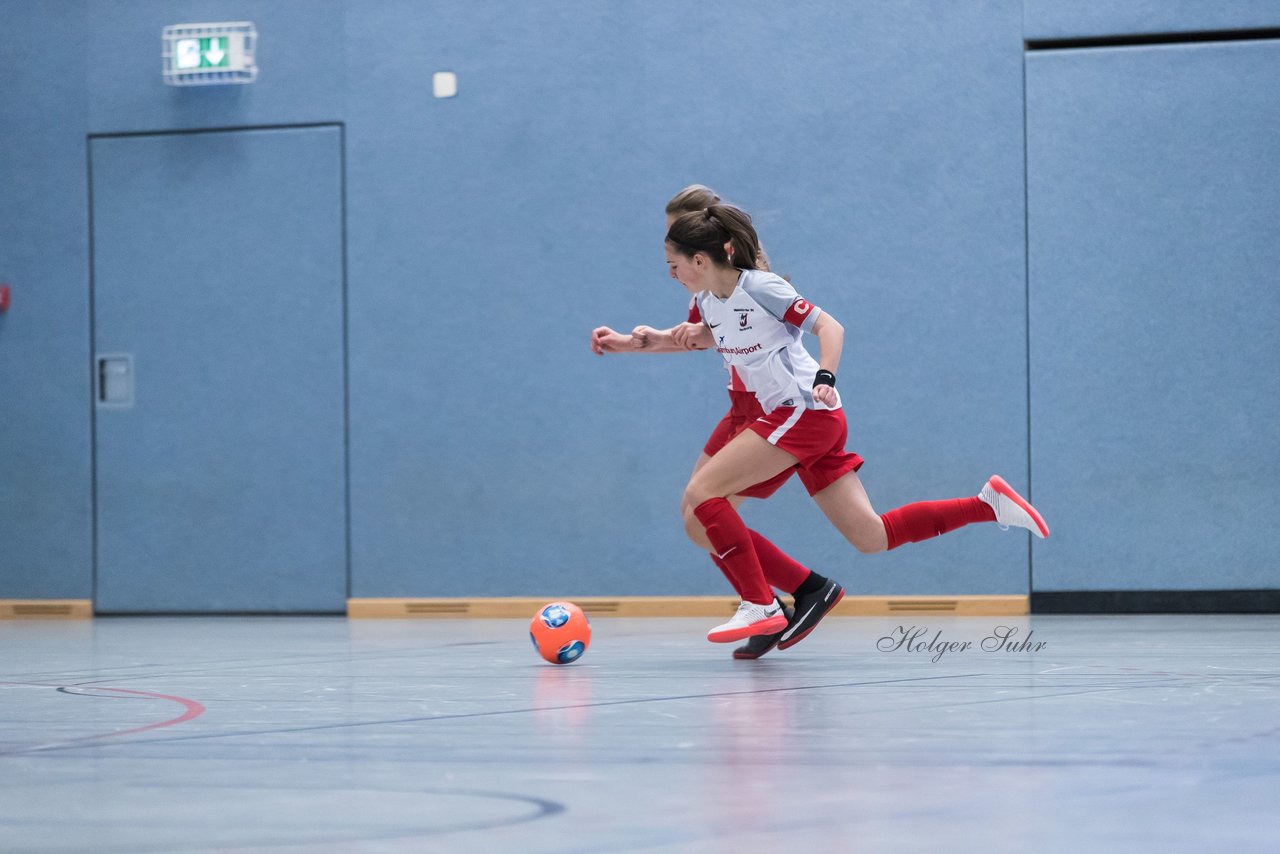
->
xmin=2 ymin=614 xmax=1278 ymax=853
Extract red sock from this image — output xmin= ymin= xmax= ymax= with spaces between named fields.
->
xmin=710 ymin=553 xmax=746 ymax=598
xmin=748 ymin=530 xmax=811 ymax=594
xmin=880 ymin=497 xmax=996 ymax=550
xmin=693 ymin=498 xmax=774 ymax=604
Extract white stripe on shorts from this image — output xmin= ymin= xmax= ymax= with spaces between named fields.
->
xmin=767 ymin=405 xmax=805 ymax=445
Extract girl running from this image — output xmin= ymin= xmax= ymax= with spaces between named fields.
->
xmin=591 ymin=187 xmax=827 ymax=657
xmin=662 ymin=205 xmax=1049 ymax=645
xmin=591 ymin=185 xmax=797 ymax=507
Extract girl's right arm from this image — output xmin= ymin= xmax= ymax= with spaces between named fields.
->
xmin=591 ymin=323 xmax=710 ymax=354
xmin=590 ymin=325 xmax=633 ymax=355
xmin=633 ymin=323 xmax=711 ymax=352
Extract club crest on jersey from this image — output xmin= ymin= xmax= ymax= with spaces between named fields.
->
xmin=733 ymin=307 xmax=754 ymax=332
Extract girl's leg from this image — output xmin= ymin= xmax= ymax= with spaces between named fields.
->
xmin=810 ymin=471 xmax=889 ymax=553
xmin=683 ymin=430 xmax=797 ymax=606
xmin=686 ymin=450 xmax=747 ymax=596
xmin=688 ymin=451 xmax=713 ymax=479
xmin=880 ymin=495 xmax=996 ymax=548
xmin=685 ymin=429 xmax=798 ymax=505
xmin=744 ymin=530 xmax=812 ymax=593
xmin=813 ymin=471 xmax=1033 ymax=552
xmin=689 ymin=501 xmax=812 ymax=597
xmin=687 ymin=443 xmax=813 ymax=596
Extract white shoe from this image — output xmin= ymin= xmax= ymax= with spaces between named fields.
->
xmin=979 ymin=475 xmax=1049 ymax=538
xmin=707 ymin=599 xmax=788 ymax=643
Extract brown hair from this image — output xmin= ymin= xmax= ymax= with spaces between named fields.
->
xmin=665 ymin=204 xmax=760 ymax=272
xmin=665 ymin=184 xmax=721 ymax=218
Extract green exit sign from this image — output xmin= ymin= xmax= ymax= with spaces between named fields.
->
xmin=176 ymin=37 xmax=229 ymax=69
xmin=163 ymin=22 xmax=258 ymax=86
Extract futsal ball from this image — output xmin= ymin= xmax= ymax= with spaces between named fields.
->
xmin=529 ymin=601 xmax=591 ymax=664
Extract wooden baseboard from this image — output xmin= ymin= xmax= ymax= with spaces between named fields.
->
xmin=0 ymin=600 xmax=93 ymax=620
xmin=840 ymin=595 xmax=1027 ymax=616
xmin=347 ymin=595 xmax=1028 ymax=619
xmin=0 ymin=596 xmax=1028 ymax=620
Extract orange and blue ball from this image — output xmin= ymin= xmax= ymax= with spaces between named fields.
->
xmin=529 ymin=602 xmax=591 ymax=664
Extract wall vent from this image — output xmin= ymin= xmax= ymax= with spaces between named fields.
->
xmin=887 ymin=600 xmax=959 ymax=612
xmin=0 ymin=600 xmax=93 ymax=619
xmin=404 ymin=601 xmax=470 ymax=615
xmin=13 ymin=603 xmax=75 ymax=616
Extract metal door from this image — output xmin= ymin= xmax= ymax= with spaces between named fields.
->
xmin=90 ymin=125 xmax=346 ymax=612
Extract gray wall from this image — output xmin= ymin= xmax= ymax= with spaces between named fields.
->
xmin=2 ymin=1 xmax=1278 ymax=608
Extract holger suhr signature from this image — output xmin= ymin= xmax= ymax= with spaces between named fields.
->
xmin=877 ymin=625 xmax=1047 ymax=663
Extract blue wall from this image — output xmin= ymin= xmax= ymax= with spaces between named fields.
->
xmin=343 ymin=0 xmax=1028 ymax=598
xmin=2 ymin=1 xmax=1278 ymax=606
xmin=1027 ymin=40 xmax=1280 ymax=590
xmin=0 ymin=1 xmax=90 ymax=599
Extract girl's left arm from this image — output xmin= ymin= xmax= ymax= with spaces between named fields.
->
xmin=631 ymin=323 xmax=711 ymax=352
xmin=810 ymin=312 xmax=844 ymax=406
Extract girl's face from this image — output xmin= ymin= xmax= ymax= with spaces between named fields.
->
xmin=664 ymin=214 xmax=680 ymax=281
xmin=665 ymin=244 xmax=704 ymax=292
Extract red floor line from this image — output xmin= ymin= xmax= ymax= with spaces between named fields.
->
xmin=63 ymin=687 xmax=206 ymax=741
xmin=0 ymin=682 xmax=206 ymax=753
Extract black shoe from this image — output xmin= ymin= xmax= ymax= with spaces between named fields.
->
xmin=732 ymin=603 xmax=794 ymax=659
xmin=776 ymin=579 xmax=844 ymax=650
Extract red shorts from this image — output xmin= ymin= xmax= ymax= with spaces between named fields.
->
xmin=703 ymin=391 xmax=796 ymax=499
xmin=748 ymin=406 xmax=864 ymax=496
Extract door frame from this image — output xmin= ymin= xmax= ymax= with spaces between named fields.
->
xmin=87 ymin=122 xmax=350 ymax=613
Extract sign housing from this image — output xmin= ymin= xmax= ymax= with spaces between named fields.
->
xmin=163 ymin=23 xmax=258 ymax=86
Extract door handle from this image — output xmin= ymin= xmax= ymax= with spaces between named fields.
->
xmin=97 ymin=355 xmax=134 ymax=406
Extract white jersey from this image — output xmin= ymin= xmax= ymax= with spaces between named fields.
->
xmin=690 ymin=269 xmax=840 ymax=414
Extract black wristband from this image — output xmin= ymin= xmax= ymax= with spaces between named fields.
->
xmin=813 ymin=369 xmax=836 ymax=388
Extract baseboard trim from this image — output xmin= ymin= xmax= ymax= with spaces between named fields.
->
xmin=843 ymin=595 xmax=1028 ymax=616
xmin=0 ymin=600 xmax=94 ymax=620
xmin=347 ymin=595 xmax=1029 ymax=619
xmin=1032 ymin=590 xmax=1280 ymax=614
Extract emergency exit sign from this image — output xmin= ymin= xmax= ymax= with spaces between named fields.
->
xmin=163 ymin=22 xmax=258 ymax=86
xmin=176 ymin=37 xmax=230 ymax=69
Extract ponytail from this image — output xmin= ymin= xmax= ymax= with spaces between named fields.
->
xmin=666 ymin=204 xmax=761 ymax=271
xmin=666 ymin=184 xmax=722 ymax=218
